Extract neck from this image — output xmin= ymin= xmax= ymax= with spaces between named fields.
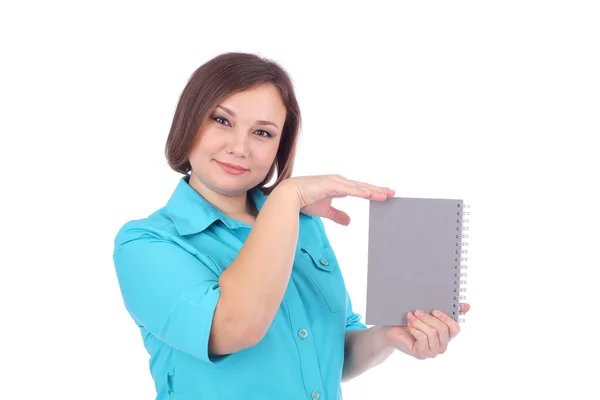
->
xmin=188 ymin=174 xmax=254 ymax=217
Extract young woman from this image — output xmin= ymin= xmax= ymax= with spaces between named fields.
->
xmin=113 ymin=52 xmax=470 ymax=399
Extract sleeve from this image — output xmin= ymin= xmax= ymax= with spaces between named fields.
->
xmin=113 ymin=226 xmax=228 ymax=363
xmin=345 ymin=290 xmax=368 ymax=332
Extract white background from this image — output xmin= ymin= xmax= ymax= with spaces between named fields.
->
xmin=1 ymin=1 xmax=599 ymax=399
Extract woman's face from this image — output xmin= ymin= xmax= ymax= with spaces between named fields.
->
xmin=188 ymin=83 xmax=286 ymax=196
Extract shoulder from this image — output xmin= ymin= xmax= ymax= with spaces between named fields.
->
xmin=113 ymin=206 xmax=178 ymax=250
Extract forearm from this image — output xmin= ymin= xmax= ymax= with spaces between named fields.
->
xmin=342 ymin=326 xmax=395 ymax=382
xmin=213 ymin=183 xmax=300 ymax=353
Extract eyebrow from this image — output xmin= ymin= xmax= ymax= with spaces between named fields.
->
xmin=216 ymin=105 xmax=279 ymax=130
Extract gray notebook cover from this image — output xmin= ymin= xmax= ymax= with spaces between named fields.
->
xmin=365 ymin=197 xmax=465 ymax=326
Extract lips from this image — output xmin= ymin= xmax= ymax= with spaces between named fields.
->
xmin=215 ymin=160 xmax=249 ymax=175
xmin=216 ymin=161 xmax=248 ymax=171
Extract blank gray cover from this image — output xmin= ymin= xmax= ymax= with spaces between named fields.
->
xmin=365 ymin=197 xmax=463 ymax=326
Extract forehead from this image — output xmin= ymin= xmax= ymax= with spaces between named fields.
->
xmin=219 ymin=84 xmax=286 ymax=122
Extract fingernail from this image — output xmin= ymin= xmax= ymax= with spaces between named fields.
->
xmin=415 ymin=310 xmax=424 ymax=317
xmin=432 ymin=310 xmax=441 ymax=318
xmin=407 ymin=312 xmax=415 ymax=323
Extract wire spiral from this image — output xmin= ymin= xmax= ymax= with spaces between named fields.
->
xmin=454 ymin=202 xmax=470 ymax=323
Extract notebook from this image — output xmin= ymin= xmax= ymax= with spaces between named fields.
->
xmin=365 ymin=197 xmax=470 ymax=326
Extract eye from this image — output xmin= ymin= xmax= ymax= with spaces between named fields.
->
xmin=255 ymin=129 xmax=273 ymax=138
xmin=212 ymin=116 xmax=230 ymax=126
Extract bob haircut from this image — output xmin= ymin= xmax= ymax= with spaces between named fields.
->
xmin=165 ymin=52 xmax=302 ymax=194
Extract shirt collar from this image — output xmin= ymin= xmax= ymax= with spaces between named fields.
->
xmin=166 ymin=175 xmax=269 ymax=236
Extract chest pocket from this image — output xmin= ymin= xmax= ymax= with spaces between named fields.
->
xmin=300 ymin=242 xmax=347 ymax=313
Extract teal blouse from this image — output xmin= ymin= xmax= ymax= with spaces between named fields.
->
xmin=113 ymin=176 xmax=367 ymax=399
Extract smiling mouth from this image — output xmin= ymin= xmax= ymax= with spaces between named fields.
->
xmin=215 ymin=160 xmax=249 ymax=175
xmin=216 ymin=161 xmax=248 ymax=170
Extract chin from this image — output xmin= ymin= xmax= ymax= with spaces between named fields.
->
xmin=208 ymin=178 xmax=255 ymax=197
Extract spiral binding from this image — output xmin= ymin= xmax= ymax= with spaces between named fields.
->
xmin=454 ymin=202 xmax=470 ymax=323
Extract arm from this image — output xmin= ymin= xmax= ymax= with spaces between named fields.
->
xmin=113 ymin=234 xmax=228 ymax=363
xmin=343 ymin=306 xmax=471 ymax=380
xmin=113 ymin=182 xmax=302 ymax=362
xmin=213 ymin=182 xmax=301 ymax=353
xmin=342 ymin=326 xmax=394 ymax=382
xmin=341 ymin=292 xmax=395 ymax=382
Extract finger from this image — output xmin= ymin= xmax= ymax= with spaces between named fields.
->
xmin=414 ymin=310 xmax=450 ymax=351
xmin=345 ymin=181 xmax=395 ymax=200
xmin=459 ymin=303 xmax=470 ymax=314
xmin=407 ymin=312 xmax=441 ymax=354
xmin=329 ymin=175 xmax=394 ymax=200
xmin=322 ymin=206 xmax=351 ymax=226
xmin=324 ymin=182 xmax=366 ymax=198
xmin=351 ymin=180 xmax=396 ymax=197
xmin=353 ymin=184 xmax=394 ymax=201
xmin=405 ymin=323 xmax=431 ymax=360
xmin=337 ymin=183 xmax=390 ymax=202
xmin=327 ymin=182 xmax=383 ymax=202
xmin=432 ymin=310 xmax=461 ymax=339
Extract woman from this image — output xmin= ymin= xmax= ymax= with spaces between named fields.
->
xmin=113 ymin=52 xmax=470 ymax=399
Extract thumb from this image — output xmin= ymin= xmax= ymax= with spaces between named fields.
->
xmin=459 ymin=303 xmax=470 ymax=314
xmin=386 ymin=326 xmax=417 ymax=356
xmin=323 ymin=206 xmax=351 ymax=226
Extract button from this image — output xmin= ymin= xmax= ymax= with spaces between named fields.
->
xmin=298 ymin=328 xmax=308 ymax=339
xmin=319 ymin=258 xmax=329 ymax=266
xmin=311 ymin=391 xmax=320 ymax=400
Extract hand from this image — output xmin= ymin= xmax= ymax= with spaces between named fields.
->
xmin=279 ymin=174 xmax=395 ymax=225
xmin=384 ymin=303 xmax=471 ymax=360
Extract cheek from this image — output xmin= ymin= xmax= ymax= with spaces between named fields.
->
xmin=189 ymin=130 xmax=219 ymax=158
xmin=187 ymin=144 xmax=204 ymax=165
xmin=252 ymin=142 xmax=279 ymax=167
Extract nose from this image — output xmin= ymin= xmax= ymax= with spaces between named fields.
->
xmin=226 ymin=128 xmax=249 ymax=158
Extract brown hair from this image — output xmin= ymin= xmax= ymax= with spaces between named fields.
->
xmin=165 ymin=52 xmax=301 ymax=194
